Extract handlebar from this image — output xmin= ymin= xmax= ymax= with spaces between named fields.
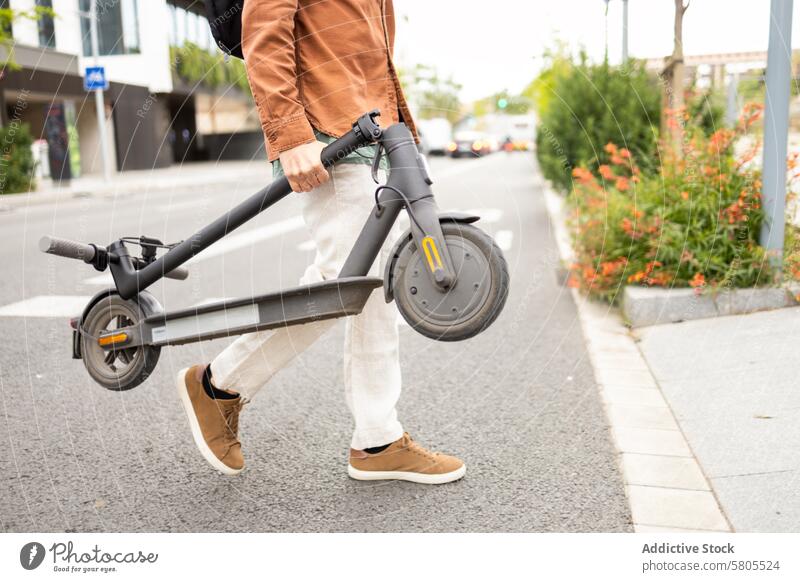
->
xmin=39 ymin=235 xmax=97 ymax=262
xmin=39 ymin=235 xmax=189 ymax=281
xmin=46 ymin=110 xmax=388 ymax=300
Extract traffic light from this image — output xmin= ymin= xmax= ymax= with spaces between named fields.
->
xmin=497 ymin=98 xmax=509 ymax=110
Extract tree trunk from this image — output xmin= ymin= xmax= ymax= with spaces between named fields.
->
xmin=662 ymin=0 xmax=689 ymax=154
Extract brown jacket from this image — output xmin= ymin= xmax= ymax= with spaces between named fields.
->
xmin=242 ymin=0 xmax=417 ymax=161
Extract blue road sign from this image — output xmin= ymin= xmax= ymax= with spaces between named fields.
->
xmin=84 ymin=66 xmax=108 ymax=91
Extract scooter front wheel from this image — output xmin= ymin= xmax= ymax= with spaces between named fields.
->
xmin=80 ymin=293 xmax=161 ymax=390
xmin=391 ymin=223 xmax=509 ymax=341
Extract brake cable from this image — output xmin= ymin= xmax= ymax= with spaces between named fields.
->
xmin=373 ymin=184 xmax=432 ymax=233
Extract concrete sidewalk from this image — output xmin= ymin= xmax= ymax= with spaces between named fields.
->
xmin=0 ymin=160 xmax=272 ymax=211
xmin=634 ymin=307 xmax=800 ymax=532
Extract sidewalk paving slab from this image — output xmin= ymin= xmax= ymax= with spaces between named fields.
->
xmin=627 ymin=485 xmax=730 ymax=532
xmin=635 ymin=307 xmax=800 ymax=532
xmin=612 ymin=427 xmax=694 ymax=457
xmin=606 ymin=405 xmax=681 ymax=431
xmin=621 ymin=454 xmax=711 ymax=491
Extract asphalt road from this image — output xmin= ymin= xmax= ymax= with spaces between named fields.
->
xmin=0 ymin=153 xmax=631 ymax=532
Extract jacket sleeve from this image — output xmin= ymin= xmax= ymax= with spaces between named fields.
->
xmin=241 ymin=0 xmax=316 ymax=157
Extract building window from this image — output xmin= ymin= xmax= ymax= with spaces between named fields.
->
xmin=79 ymin=0 xmax=140 ymax=56
xmin=36 ymin=0 xmax=55 ymax=48
xmin=168 ymin=4 xmax=177 ymax=46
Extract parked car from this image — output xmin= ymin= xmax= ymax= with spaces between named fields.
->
xmin=447 ymin=131 xmax=493 ymax=158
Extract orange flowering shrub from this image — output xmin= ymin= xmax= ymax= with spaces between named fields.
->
xmin=567 ymin=103 xmax=785 ymax=303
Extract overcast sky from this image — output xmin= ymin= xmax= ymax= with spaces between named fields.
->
xmin=394 ymin=0 xmax=800 ymax=102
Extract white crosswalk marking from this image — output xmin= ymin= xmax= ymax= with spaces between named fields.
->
xmin=191 ymin=297 xmax=233 ymax=307
xmin=0 ymin=295 xmax=242 ymax=318
xmin=0 ymin=295 xmax=91 ymax=318
xmin=495 ymin=229 xmax=514 ymax=251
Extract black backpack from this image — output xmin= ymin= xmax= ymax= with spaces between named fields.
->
xmin=206 ymin=0 xmax=245 ymax=59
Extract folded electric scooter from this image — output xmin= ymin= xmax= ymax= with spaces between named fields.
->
xmin=40 ymin=111 xmax=509 ymax=391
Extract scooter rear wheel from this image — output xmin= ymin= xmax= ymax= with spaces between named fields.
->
xmin=80 ymin=294 xmax=161 ymax=391
xmin=392 ymin=223 xmax=509 ymax=341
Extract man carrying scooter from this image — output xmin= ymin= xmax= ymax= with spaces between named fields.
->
xmin=176 ymin=0 xmax=466 ymax=483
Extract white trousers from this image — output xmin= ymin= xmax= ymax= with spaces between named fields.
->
xmin=210 ymin=164 xmax=404 ymax=450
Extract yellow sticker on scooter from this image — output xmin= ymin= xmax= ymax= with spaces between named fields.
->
xmin=422 ymin=236 xmax=443 ymax=272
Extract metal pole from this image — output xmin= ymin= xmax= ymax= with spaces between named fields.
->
xmin=603 ymin=0 xmax=610 ymax=61
xmin=89 ymin=1 xmax=111 ymax=182
xmin=760 ymin=0 xmax=794 ymax=273
xmin=622 ymin=0 xmax=629 ymax=62
xmin=725 ymin=72 xmax=739 ymax=126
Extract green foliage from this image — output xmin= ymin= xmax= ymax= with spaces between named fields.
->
xmin=522 ymin=43 xmax=571 ymax=115
xmin=1 ymin=5 xmax=56 ymax=70
xmin=399 ymin=64 xmax=462 ymax=124
xmin=567 ymin=104 xmax=777 ymax=303
xmin=738 ymin=76 xmax=765 ymax=102
xmin=170 ymin=43 xmax=251 ymax=94
xmin=0 ymin=122 xmax=36 ymax=195
xmin=687 ymin=89 xmax=726 ymax=135
xmin=534 ymin=53 xmax=661 ymax=191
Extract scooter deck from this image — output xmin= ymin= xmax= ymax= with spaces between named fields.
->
xmin=142 ymin=276 xmax=383 ymax=347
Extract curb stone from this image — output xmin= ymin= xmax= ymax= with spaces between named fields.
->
xmin=623 ymin=285 xmax=799 ymax=328
xmin=541 ymin=182 xmax=732 ymax=533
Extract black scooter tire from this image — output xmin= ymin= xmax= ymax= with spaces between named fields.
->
xmin=392 ymin=223 xmax=509 ymax=342
xmin=80 ymin=294 xmax=161 ymax=391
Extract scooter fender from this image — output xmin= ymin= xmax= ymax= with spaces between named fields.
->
xmin=383 ymin=212 xmax=480 ymax=303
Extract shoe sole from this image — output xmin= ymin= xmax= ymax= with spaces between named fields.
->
xmin=347 ymin=463 xmax=466 ymax=484
xmin=175 ymin=367 xmax=243 ymax=476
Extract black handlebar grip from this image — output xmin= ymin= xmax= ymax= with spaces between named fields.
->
xmin=320 ymin=120 xmax=377 ymax=168
xmin=320 ymin=133 xmax=364 ymax=168
xmin=38 ymin=236 xmax=97 ymax=262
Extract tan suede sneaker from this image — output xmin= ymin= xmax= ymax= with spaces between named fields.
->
xmin=348 ymin=433 xmax=465 ymax=484
xmin=175 ymin=365 xmax=244 ymax=475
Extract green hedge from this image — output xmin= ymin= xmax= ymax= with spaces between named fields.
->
xmin=0 ymin=121 xmax=35 ymax=194
xmin=535 ymin=55 xmax=661 ymax=191
xmin=170 ymin=43 xmax=251 ymax=94
xmin=567 ymin=104 xmax=779 ymax=303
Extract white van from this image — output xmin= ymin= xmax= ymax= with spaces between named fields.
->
xmin=416 ymin=118 xmax=453 ymax=156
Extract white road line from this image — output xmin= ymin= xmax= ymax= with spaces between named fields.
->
xmin=156 ymin=198 xmax=214 ymax=213
xmin=431 ymin=155 xmax=497 ymax=180
xmin=191 ymin=297 xmax=233 ymax=307
xmin=83 ymin=216 xmax=306 ymax=285
xmin=0 ymin=295 xmax=91 ymax=318
xmin=0 ymin=295 xmax=245 ymax=317
xmin=83 ymin=273 xmax=114 ymax=285
xmin=495 ymin=229 xmax=514 ymax=251
xmin=189 ymin=216 xmax=306 ymax=265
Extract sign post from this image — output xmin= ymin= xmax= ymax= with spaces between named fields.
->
xmin=87 ymin=1 xmax=112 ymax=182
xmin=760 ymin=0 xmax=794 ymax=274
